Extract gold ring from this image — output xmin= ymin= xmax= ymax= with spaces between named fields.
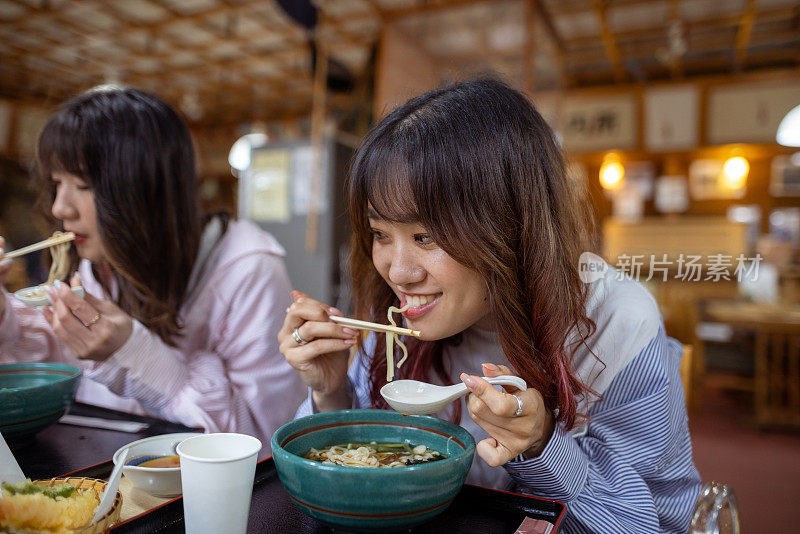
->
xmin=87 ymin=314 xmax=101 ymax=327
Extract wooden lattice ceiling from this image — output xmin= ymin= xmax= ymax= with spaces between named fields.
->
xmin=1 ymin=0 xmax=799 ymax=127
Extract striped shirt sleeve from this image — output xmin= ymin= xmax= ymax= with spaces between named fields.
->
xmin=294 ymin=342 xmax=373 ymax=418
xmin=505 ymin=329 xmax=701 ymax=533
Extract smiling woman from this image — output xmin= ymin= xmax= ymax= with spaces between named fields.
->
xmin=281 ymin=77 xmax=702 ymax=533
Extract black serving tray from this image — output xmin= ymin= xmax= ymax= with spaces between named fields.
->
xmin=107 ymin=457 xmax=565 ymax=533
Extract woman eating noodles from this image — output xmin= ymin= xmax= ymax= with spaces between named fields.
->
xmin=279 ymin=78 xmax=701 ymax=532
xmin=0 ymin=86 xmax=305 ymax=451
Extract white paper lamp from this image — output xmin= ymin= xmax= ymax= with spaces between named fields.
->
xmin=776 ymin=104 xmax=800 ymax=147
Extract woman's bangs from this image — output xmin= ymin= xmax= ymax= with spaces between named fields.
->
xmin=37 ymin=113 xmax=89 ymax=181
xmin=361 ymin=141 xmax=419 ymax=223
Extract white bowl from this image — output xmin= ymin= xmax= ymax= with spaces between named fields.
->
xmin=14 ymin=284 xmax=85 ymax=308
xmin=113 ymin=432 xmax=200 ymax=497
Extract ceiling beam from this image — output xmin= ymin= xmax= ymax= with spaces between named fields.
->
xmin=531 ymin=0 xmax=572 ymax=87
xmin=590 ymin=0 xmax=627 ymax=83
xmin=567 ymin=6 xmax=795 ymax=51
xmin=734 ymin=0 xmax=759 ymax=71
xmin=382 ymin=0 xmax=502 ymax=21
xmin=667 ymin=0 xmax=684 ymax=79
xmin=523 ymin=0 xmax=536 ymax=93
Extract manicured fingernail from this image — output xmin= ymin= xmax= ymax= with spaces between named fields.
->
xmin=460 ymin=373 xmax=476 ymax=388
xmin=329 ymin=307 xmax=342 ymax=316
xmin=342 ymin=327 xmax=357 ymax=336
xmin=0 ymin=259 xmax=11 ymax=267
xmin=482 ymin=363 xmax=499 ymax=372
xmin=54 ymin=280 xmax=63 ymax=289
xmin=344 ymin=338 xmax=356 ymax=345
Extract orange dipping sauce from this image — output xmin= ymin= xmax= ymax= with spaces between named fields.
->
xmin=139 ymin=455 xmax=180 ymax=468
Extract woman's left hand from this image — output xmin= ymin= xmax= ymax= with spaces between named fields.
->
xmin=42 ymin=278 xmax=133 ymax=362
xmin=461 ymin=363 xmax=555 ymax=467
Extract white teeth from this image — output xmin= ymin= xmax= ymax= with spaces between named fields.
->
xmin=407 ymin=295 xmax=436 ymax=308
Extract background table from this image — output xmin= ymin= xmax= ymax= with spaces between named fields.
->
xmin=10 ymin=402 xmax=197 ymax=479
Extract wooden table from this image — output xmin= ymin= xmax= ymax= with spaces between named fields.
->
xmin=696 ymin=299 xmax=800 ymax=428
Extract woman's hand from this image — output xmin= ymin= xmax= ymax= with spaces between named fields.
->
xmin=42 ymin=276 xmax=133 ymax=362
xmin=278 ymin=290 xmax=359 ymax=411
xmin=461 ymin=363 xmax=555 ymax=467
xmin=0 ymin=238 xmax=12 ymax=320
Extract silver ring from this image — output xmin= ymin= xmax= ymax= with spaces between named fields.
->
xmin=512 ymin=394 xmax=523 ymax=417
xmin=291 ymin=327 xmax=308 ymax=345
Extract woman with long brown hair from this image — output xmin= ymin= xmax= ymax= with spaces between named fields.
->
xmin=0 ymin=86 xmax=305 ymax=452
xmin=280 ymin=78 xmax=700 ymax=532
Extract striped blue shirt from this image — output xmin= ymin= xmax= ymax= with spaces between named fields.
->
xmin=296 ymin=268 xmax=702 ymax=532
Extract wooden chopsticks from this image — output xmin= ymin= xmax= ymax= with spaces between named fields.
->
xmin=3 ymin=232 xmax=75 ymax=259
xmin=329 ymin=315 xmax=422 ymax=338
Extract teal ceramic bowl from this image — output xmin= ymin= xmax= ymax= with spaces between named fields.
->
xmin=271 ymin=409 xmax=475 ymax=532
xmin=0 ymin=363 xmax=81 ymax=441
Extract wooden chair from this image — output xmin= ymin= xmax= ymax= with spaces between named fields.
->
xmin=680 ymin=344 xmax=693 ymax=412
xmin=754 ymin=324 xmax=800 ymax=429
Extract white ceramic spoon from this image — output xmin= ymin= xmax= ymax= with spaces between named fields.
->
xmin=91 ymin=448 xmax=128 ymax=525
xmin=381 ymin=375 xmax=527 ymax=415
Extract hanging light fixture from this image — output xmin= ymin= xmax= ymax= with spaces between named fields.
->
xmin=776 ymin=104 xmax=800 ymax=147
xmin=228 ymin=132 xmax=269 ymax=174
xmin=722 ymin=156 xmax=749 ymax=190
xmin=599 ymin=153 xmax=625 ymax=191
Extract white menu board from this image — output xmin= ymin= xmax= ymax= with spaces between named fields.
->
xmin=645 ymin=85 xmax=699 ymax=151
xmin=708 ymin=82 xmax=800 ymax=144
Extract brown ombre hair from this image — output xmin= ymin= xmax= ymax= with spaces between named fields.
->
xmin=348 ymin=78 xmax=599 ymax=429
xmin=36 ymin=86 xmax=209 ymax=346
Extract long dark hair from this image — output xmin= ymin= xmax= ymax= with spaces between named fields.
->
xmin=37 ymin=86 xmax=206 ymax=346
xmin=348 ymin=78 xmax=599 ymax=429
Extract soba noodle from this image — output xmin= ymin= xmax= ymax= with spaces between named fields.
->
xmin=385 ymin=304 xmax=410 ymax=382
xmin=46 ymin=231 xmax=71 ymax=285
xmin=19 ymin=232 xmax=72 ymax=299
xmin=304 ymin=442 xmax=446 ymax=468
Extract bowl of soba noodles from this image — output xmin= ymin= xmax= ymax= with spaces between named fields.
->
xmin=271 ymin=409 xmax=475 ymax=532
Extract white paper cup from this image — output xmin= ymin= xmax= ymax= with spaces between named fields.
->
xmin=176 ymin=433 xmax=262 ymax=534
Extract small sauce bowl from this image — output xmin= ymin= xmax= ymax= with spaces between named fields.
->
xmin=113 ymin=433 xmax=199 ymax=497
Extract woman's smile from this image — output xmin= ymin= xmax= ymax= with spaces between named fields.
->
xmin=370 ymin=214 xmax=493 ymax=339
xmin=400 ymin=293 xmax=441 ymax=319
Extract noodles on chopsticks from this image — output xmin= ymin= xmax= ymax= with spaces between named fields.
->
xmin=46 ymin=231 xmax=71 ymax=285
xmin=385 ymin=304 xmax=411 ymax=382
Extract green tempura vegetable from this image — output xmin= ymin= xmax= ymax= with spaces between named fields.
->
xmin=1 ymin=479 xmax=76 ymax=499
